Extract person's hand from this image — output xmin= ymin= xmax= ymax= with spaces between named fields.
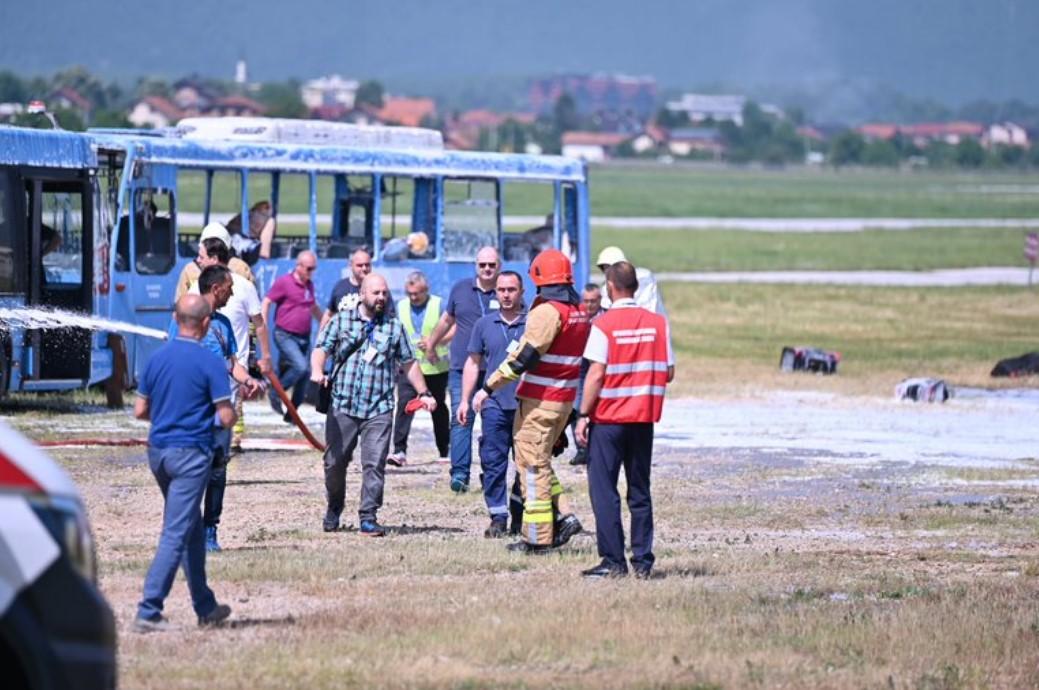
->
xmin=310 ymin=370 xmax=327 ymax=385
xmin=242 ymin=378 xmax=262 ymax=398
xmin=472 ymin=389 xmax=489 ymax=414
xmin=257 ymin=356 xmax=272 ymax=374
xmin=421 ymin=396 xmax=437 ymax=413
xmin=427 ymin=349 xmax=440 ymax=365
xmin=576 ymin=417 xmax=590 ymax=447
xmin=456 ymin=400 xmax=470 ymax=426
xmin=416 ymin=336 xmax=430 ymax=352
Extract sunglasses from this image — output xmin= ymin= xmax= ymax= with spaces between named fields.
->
xmin=478 ymin=262 xmax=498 ymax=268
xmin=302 ymin=266 xmax=316 ymax=272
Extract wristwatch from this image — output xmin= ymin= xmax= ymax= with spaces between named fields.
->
xmin=419 ymin=391 xmax=433 ymax=398
xmin=576 ymin=412 xmax=590 ymax=419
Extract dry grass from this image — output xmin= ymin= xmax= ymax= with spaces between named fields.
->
xmin=44 ymin=435 xmax=1039 ymax=690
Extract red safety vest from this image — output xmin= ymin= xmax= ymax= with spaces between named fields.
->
xmin=516 ymin=301 xmax=590 ymax=403
xmin=592 ymin=306 xmax=670 ymax=424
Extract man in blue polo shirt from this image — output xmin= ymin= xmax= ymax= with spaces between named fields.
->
xmin=457 ymin=270 xmax=526 ymax=537
xmin=134 ymin=294 xmax=237 ymax=633
xmin=425 ymin=246 xmax=501 ymax=493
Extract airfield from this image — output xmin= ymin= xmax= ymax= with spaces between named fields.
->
xmin=5 ymin=164 xmax=1039 ymax=688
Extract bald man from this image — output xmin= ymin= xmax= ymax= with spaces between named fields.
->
xmin=425 ymin=246 xmax=502 ymax=492
xmin=311 ymin=273 xmax=435 ymax=536
xmin=262 ymin=251 xmax=323 ymax=417
xmin=133 ymin=294 xmax=236 ymax=632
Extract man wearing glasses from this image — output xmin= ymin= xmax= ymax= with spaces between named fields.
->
xmin=425 ymin=246 xmax=501 ymax=493
xmin=262 ymin=251 xmax=323 ymax=420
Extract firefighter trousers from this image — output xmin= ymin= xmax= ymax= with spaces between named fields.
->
xmin=512 ymin=397 xmax=573 ymax=546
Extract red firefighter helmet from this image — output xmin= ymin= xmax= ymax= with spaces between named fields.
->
xmin=528 ymin=249 xmax=573 ymax=287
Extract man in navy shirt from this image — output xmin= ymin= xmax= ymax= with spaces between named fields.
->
xmin=458 ymin=271 xmax=526 ymax=537
xmin=169 ymin=265 xmax=262 ymax=552
xmin=425 ymin=246 xmax=501 ymax=493
xmin=134 ymin=294 xmax=236 ymax=633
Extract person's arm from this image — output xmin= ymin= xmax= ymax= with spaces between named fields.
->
xmin=250 ymin=313 xmax=272 ymax=374
xmin=215 ymin=400 xmax=236 ymax=428
xmin=575 ymin=362 xmax=605 ymax=446
xmin=424 ymin=310 xmax=456 ymax=352
xmin=310 ymin=346 xmax=329 ymax=384
xmin=231 ymin=360 xmax=262 ymax=397
xmin=456 ymin=353 xmax=482 ymax=425
xmin=133 ymin=394 xmax=149 ymax=421
xmin=311 ymin=301 xmax=323 ymax=322
xmin=475 ymin=304 xmax=561 ymax=411
xmin=403 ymin=360 xmax=436 ymax=412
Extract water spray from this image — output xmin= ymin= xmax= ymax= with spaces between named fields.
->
xmin=0 ymin=307 xmax=169 ymax=340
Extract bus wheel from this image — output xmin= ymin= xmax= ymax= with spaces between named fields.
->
xmin=104 ymin=334 xmax=128 ymax=409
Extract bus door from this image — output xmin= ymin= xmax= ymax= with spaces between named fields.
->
xmin=117 ymin=164 xmax=178 ymax=377
xmin=22 ymin=168 xmax=94 ymax=386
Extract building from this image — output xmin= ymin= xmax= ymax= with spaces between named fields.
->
xmin=667 ymin=128 xmax=725 ymax=158
xmin=858 ymin=121 xmax=985 ymax=147
xmin=529 ymin=73 xmax=657 ymax=121
xmin=300 ymin=75 xmax=360 ymax=111
xmin=375 ymin=97 xmax=437 ymax=128
xmin=47 ymin=87 xmax=92 ymax=121
xmin=127 ymin=97 xmax=183 ymax=129
xmin=560 ymin=131 xmax=630 ymax=162
xmin=664 ymin=93 xmax=784 ymax=127
xmin=172 ymin=79 xmax=220 ymax=117
xmin=204 ymin=95 xmax=266 ymax=118
xmin=984 ymin=122 xmax=1030 ymax=148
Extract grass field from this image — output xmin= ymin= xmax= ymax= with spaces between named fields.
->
xmin=592 ymin=226 xmax=1033 ymax=272
xmin=176 ymin=165 xmax=1039 ymax=220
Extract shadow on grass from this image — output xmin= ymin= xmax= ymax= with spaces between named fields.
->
xmin=226 ymin=615 xmax=297 ymax=630
xmin=226 ymin=479 xmax=308 ymax=487
xmin=328 ymin=524 xmax=466 ymax=536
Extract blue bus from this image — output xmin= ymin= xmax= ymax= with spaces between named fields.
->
xmin=0 ymin=118 xmax=590 ymax=398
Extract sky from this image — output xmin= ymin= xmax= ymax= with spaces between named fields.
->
xmin=2 ymin=0 xmax=1036 ymax=107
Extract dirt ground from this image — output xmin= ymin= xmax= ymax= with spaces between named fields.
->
xmin=7 ymin=394 xmax=1039 ymax=690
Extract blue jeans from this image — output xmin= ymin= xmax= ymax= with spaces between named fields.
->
xmin=478 ymin=404 xmax=515 ymax=519
xmin=138 ymin=445 xmax=219 ymax=620
xmin=448 ymin=367 xmax=483 ymax=485
xmin=274 ymin=327 xmax=311 ymax=409
xmin=204 ymin=427 xmax=231 ymax=529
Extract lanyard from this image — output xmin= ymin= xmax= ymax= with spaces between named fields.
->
xmin=499 ymin=315 xmax=521 ymax=343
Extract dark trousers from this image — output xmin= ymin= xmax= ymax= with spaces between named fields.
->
xmin=587 ymin=422 xmax=655 ymax=572
xmin=203 ymin=426 xmax=232 ymax=529
xmin=275 ymin=328 xmax=311 ymax=409
xmin=478 ymin=404 xmax=515 ymax=520
xmin=393 ymin=370 xmax=449 ymax=457
xmin=323 ymin=409 xmax=392 ymax=522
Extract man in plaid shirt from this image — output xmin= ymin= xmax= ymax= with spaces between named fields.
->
xmin=311 ymin=274 xmax=436 ymax=536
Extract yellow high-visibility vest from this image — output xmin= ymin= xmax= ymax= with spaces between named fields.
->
xmin=397 ymin=295 xmax=449 ymax=375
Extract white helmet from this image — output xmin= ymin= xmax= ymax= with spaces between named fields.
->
xmin=199 ymin=222 xmax=232 ymax=249
xmin=596 ymin=246 xmax=627 ymax=267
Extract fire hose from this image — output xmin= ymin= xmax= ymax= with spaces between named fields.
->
xmin=263 ymin=369 xmax=326 ymax=452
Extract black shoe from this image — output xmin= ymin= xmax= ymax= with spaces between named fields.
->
xmin=569 ymin=450 xmax=588 ymax=466
xmin=484 ymin=519 xmax=508 ymax=539
xmin=581 ymin=561 xmax=628 ymax=578
xmin=322 ymin=509 xmax=340 ymax=532
xmin=634 ymin=567 xmax=654 ymax=580
xmin=509 ymin=521 xmax=521 ymax=536
xmin=506 ymin=540 xmax=553 ymax=555
xmin=282 ymin=412 xmax=294 ymax=425
xmin=198 ymin=603 xmax=232 ymax=627
xmin=553 ymin=514 xmax=583 ymax=547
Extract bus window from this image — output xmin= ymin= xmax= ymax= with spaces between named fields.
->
xmin=271 ymin=172 xmax=310 ymax=259
xmin=127 ymin=189 xmax=175 ymax=275
xmin=561 ymin=183 xmax=578 ymax=263
xmin=0 ymin=171 xmax=18 ymax=293
xmin=443 ymin=179 xmax=498 ymax=261
xmin=325 ymin=174 xmax=373 ymax=259
xmin=380 ymin=176 xmax=435 ymax=261
xmin=40 ymin=187 xmax=84 ymax=286
xmin=502 ymin=180 xmax=555 ymax=263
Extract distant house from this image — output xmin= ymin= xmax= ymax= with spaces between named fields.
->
xmin=173 ymin=79 xmax=220 ymax=116
xmin=127 ymin=96 xmax=183 ymax=129
xmin=0 ymin=103 xmax=24 ymax=123
xmin=529 ymin=73 xmax=657 ymax=121
xmin=203 ymin=95 xmax=266 ymax=118
xmin=858 ymin=121 xmax=985 ymax=147
xmin=983 ymin=122 xmax=1030 ymax=148
xmin=667 ymin=128 xmax=725 ymax=158
xmin=375 ymin=97 xmax=437 ymax=128
xmin=301 ymin=75 xmax=359 ymax=111
xmin=665 ymin=94 xmax=744 ymax=125
xmin=48 ymin=87 xmax=91 ymax=121
xmin=444 ymin=109 xmax=538 ymax=151
xmin=561 ymin=131 xmax=630 ymax=162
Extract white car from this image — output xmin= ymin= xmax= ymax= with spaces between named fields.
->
xmin=0 ymin=420 xmax=116 ymax=689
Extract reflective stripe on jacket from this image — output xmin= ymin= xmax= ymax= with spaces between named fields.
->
xmin=516 ymin=301 xmax=590 ymax=403
xmin=592 ymin=307 xmax=669 ymax=424
xmin=397 ymin=295 xmax=449 ymax=375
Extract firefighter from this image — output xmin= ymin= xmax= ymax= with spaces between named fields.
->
xmin=472 ymin=249 xmax=588 ymax=552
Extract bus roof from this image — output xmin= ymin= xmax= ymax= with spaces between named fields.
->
xmin=87 ymin=128 xmax=586 ymax=183
xmin=0 ymin=126 xmax=97 ymax=169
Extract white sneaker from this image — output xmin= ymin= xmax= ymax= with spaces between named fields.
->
xmin=437 ymin=456 xmax=450 ymax=464
xmin=386 ymin=452 xmax=407 ymax=467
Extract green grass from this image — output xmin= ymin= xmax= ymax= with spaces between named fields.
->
xmin=174 ymin=165 xmax=1039 ymax=219
xmin=592 ymin=225 xmax=1034 ymax=272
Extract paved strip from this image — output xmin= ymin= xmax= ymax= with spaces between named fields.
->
xmin=658 ymin=267 xmax=1034 ymax=286
xmin=177 ymin=213 xmax=1039 ymax=232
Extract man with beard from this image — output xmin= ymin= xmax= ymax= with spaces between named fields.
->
xmin=310 ymin=274 xmax=436 ymax=536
